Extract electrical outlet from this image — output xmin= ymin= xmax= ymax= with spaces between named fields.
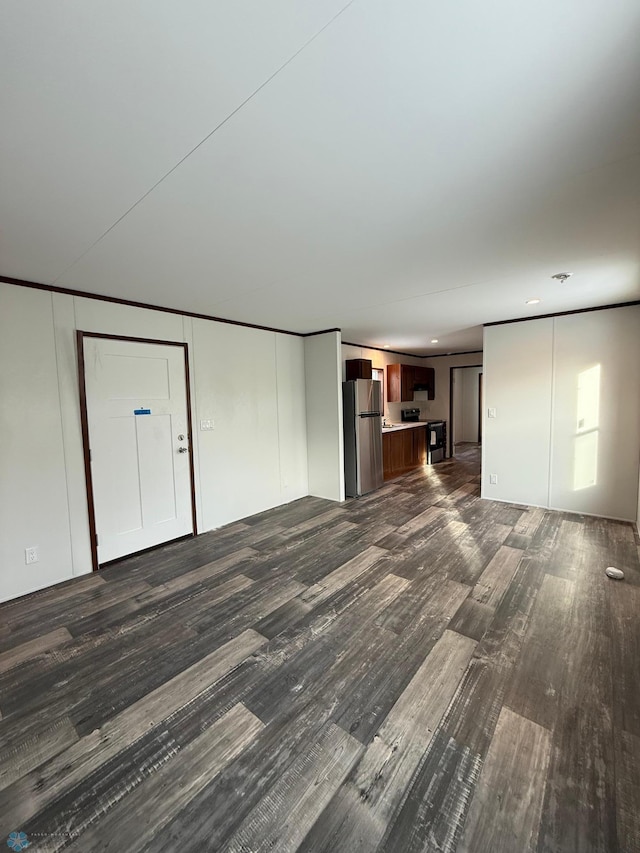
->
xmin=488 ymin=407 xmax=497 ymax=419
xmin=489 ymin=474 xmax=498 ymax=485
xmin=25 ymin=546 xmax=39 ymax=564
xmin=200 ymin=419 xmax=215 ymax=431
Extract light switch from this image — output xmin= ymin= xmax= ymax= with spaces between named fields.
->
xmin=200 ymin=419 xmax=215 ymax=431
xmin=487 ymin=407 xmax=497 ymax=419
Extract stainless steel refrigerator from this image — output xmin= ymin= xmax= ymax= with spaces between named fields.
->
xmin=343 ymin=379 xmax=384 ymax=497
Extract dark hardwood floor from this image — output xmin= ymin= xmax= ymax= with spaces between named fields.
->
xmin=1 ymin=445 xmax=639 ymax=852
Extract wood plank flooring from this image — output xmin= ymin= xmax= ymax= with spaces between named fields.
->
xmin=1 ymin=445 xmax=639 ymax=852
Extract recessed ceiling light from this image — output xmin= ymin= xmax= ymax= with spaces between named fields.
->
xmin=430 ymin=339 xmax=438 ymax=343
xmin=526 ymin=298 xmax=541 ymax=305
xmin=551 ymin=272 xmax=573 ymax=283
xmin=383 ymin=344 xmax=390 ymax=348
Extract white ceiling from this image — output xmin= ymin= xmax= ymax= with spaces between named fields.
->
xmin=2 ymin=0 xmax=639 ymax=355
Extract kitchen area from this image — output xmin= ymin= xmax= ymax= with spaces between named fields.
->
xmin=343 ymin=357 xmax=447 ymax=497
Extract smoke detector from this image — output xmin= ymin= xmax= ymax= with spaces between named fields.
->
xmin=551 ymin=272 xmax=573 ymax=283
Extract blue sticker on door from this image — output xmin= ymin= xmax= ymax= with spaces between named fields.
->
xmin=134 ymin=408 xmax=151 ymax=415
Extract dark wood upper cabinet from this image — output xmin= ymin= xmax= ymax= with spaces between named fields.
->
xmin=402 ymin=365 xmax=416 ymax=401
xmin=345 ymin=358 xmax=373 ymax=380
xmin=387 ymin=364 xmax=412 ymax=402
xmin=413 ymin=366 xmax=435 ymax=395
xmin=387 ymin=364 xmax=435 ymax=402
xmin=386 ymin=363 xmax=401 ymax=402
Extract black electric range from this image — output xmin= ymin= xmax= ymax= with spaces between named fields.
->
xmin=400 ymin=409 xmax=447 ymax=462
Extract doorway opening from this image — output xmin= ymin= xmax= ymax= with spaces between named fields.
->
xmin=449 ymin=364 xmax=483 ymax=459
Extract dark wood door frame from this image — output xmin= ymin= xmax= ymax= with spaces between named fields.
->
xmin=77 ymin=331 xmax=198 ymax=573
xmin=449 ymin=364 xmax=483 ymax=458
xmin=478 ymin=372 xmax=483 ymax=443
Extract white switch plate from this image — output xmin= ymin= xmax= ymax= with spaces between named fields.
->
xmin=488 ymin=408 xmax=497 ymax=418
xmin=25 ymin=546 xmax=39 ymax=564
xmin=489 ymin=474 xmax=498 ymax=485
xmin=200 ymin=419 xmax=215 ymax=431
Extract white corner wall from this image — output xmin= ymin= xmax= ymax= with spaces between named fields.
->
xmin=482 ymin=319 xmax=554 ymax=507
xmin=549 ymin=309 xmax=640 ymax=519
xmin=192 ymin=319 xmax=308 ymax=529
xmin=305 ymin=332 xmax=345 ymax=501
xmin=275 ymin=334 xmax=310 ymax=506
xmin=0 ymin=283 xmax=309 ymax=602
xmin=483 ymin=305 xmax=640 ymax=521
xmin=0 ymin=286 xmax=75 ymax=601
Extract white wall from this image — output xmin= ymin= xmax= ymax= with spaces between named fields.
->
xmin=483 ymin=306 xmax=640 ymax=521
xmin=275 ymin=334 xmax=311 ymax=506
xmin=306 ymin=332 xmax=345 ymax=501
xmin=0 ymin=283 xmax=309 ymax=602
xmin=0 ymin=287 xmax=75 ymax=601
xmin=482 ymin=319 xmax=554 ymax=507
xmin=191 ymin=319 xmax=308 ymax=529
xmin=549 ymin=310 xmax=640 ymax=519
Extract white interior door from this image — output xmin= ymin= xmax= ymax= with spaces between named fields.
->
xmin=83 ymin=336 xmax=194 ymax=563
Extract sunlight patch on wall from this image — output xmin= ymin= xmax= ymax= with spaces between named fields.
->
xmin=573 ymin=364 xmax=600 ymax=491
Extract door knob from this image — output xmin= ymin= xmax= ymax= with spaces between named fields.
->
xmin=178 ymin=446 xmax=188 ymax=453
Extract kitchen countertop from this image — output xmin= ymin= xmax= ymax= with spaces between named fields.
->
xmin=381 ymin=420 xmax=444 ymax=432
